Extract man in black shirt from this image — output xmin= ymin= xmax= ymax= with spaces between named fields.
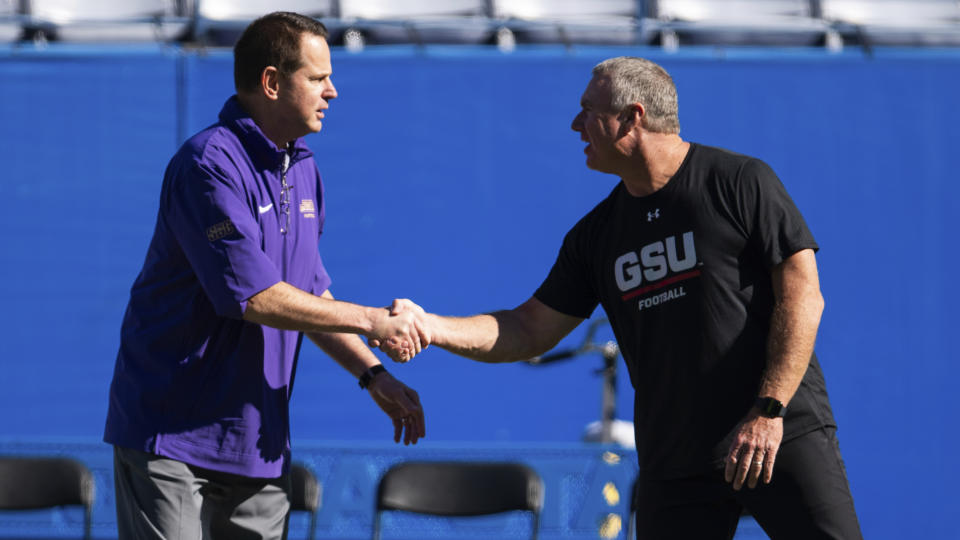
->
xmin=382 ymin=56 xmax=862 ymax=539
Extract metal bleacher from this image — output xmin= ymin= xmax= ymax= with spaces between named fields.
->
xmin=24 ymin=0 xmax=190 ymax=43
xmin=821 ymin=0 xmax=960 ymax=47
xmin=2 ymin=0 xmax=959 ymax=49
xmin=491 ymin=0 xmax=649 ymax=47
xmin=193 ymin=0 xmax=339 ymax=47
xmin=337 ymin=0 xmax=495 ymax=47
xmin=652 ymin=0 xmax=836 ymax=49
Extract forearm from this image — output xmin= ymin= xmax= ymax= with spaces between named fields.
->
xmin=309 ymin=330 xmax=425 ymax=446
xmin=243 ymin=281 xmax=382 ymax=337
xmin=308 ymin=331 xmax=380 ymax=377
xmin=758 ymin=289 xmax=824 ymax=405
xmin=426 ymin=310 xmax=555 ymax=363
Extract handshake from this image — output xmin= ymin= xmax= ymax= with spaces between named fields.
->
xmin=368 ymin=299 xmax=432 ymax=363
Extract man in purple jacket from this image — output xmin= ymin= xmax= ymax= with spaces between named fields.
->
xmin=103 ymin=12 xmax=426 ymax=539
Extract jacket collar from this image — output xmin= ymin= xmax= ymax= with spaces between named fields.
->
xmin=218 ymin=95 xmax=314 ymax=170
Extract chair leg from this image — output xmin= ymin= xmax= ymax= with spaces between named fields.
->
xmin=84 ymin=505 xmax=92 ymax=540
xmin=371 ymin=511 xmax=382 ymax=540
xmin=307 ymin=511 xmax=317 ymax=540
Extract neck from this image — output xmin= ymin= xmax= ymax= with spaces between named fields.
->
xmin=619 ymin=134 xmax=689 ymax=197
xmin=236 ymin=93 xmax=292 ymax=150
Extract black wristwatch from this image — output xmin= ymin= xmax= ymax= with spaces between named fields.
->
xmin=358 ymin=365 xmax=387 ymax=389
xmin=754 ymin=397 xmax=787 ymax=418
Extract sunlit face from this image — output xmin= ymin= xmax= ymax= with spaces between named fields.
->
xmin=276 ymin=33 xmax=337 ymax=139
xmin=570 ymin=75 xmax=629 ymax=174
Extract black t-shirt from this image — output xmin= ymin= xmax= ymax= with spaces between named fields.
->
xmin=535 ymin=143 xmax=836 ymax=478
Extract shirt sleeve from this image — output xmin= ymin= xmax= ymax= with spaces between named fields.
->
xmin=533 ymin=223 xmax=599 ymax=319
xmin=740 ymin=158 xmax=819 ymax=268
xmin=164 ymin=155 xmax=282 ymax=319
xmin=311 ymin=265 xmax=332 ymax=297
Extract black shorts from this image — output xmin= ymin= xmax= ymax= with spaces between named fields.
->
xmin=633 ymin=427 xmax=863 ymax=540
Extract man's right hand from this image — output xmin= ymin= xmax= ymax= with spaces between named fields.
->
xmin=368 ymin=299 xmax=429 ymax=363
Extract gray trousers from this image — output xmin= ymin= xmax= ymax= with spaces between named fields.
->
xmin=113 ymin=446 xmax=291 ymax=540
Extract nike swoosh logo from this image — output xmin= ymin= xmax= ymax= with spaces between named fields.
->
xmin=258 ymin=203 xmax=273 ymax=214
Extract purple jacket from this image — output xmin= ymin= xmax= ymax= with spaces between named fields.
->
xmin=104 ymin=96 xmax=331 ymax=478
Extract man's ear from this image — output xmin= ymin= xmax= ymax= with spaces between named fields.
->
xmin=261 ymin=66 xmax=281 ymax=101
xmin=621 ymin=103 xmax=644 ymax=126
xmin=617 ymin=103 xmax=644 ymax=136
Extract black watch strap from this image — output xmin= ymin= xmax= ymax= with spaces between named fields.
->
xmin=358 ymin=364 xmax=386 ymax=389
xmin=754 ymin=397 xmax=787 ymax=418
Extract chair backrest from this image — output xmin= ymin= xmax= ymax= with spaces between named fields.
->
xmin=373 ymin=461 xmax=543 ymax=540
xmin=289 ymin=462 xmax=321 ymax=540
xmin=0 ymin=0 xmax=21 ymax=42
xmin=819 ymin=0 xmax=960 ymax=46
xmin=24 ymin=0 xmax=188 ymax=42
xmin=338 ymin=0 xmax=487 ymax=19
xmin=0 ymin=456 xmax=95 ymax=540
xmin=27 ymin=0 xmax=180 ymax=21
xmin=820 ymin=0 xmax=960 ymax=26
xmin=196 ymin=0 xmax=335 ymax=22
xmin=193 ymin=0 xmax=337 ymax=47
xmin=654 ymin=0 xmax=815 ymax=21
xmin=650 ymin=0 xmax=829 ymax=47
xmin=0 ymin=0 xmax=17 ymax=17
xmin=492 ymin=0 xmax=639 ymax=19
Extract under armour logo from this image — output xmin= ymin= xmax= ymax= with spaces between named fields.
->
xmin=647 ymin=209 xmax=660 ymax=222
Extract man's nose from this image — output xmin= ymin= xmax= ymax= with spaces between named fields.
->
xmin=571 ymin=111 xmax=584 ymax=131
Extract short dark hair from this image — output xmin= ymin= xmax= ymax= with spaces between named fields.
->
xmin=233 ymin=12 xmax=329 ymax=92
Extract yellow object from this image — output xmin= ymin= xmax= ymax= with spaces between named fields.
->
xmin=598 ymin=513 xmax=622 ymax=539
xmin=601 ymin=451 xmax=621 ymax=465
xmin=602 ymin=482 xmax=620 ymax=506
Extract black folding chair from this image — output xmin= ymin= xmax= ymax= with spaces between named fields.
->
xmin=290 ymin=462 xmax=322 ymax=540
xmin=372 ymin=461 xmax=543 ymax=540
xmin=0 ymin=456 xmax=95 ymax=540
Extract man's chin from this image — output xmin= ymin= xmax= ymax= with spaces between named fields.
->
xmin=584 ymin=158 xmax=616 ymax=176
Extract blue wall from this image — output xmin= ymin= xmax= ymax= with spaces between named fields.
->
xmin=1 ymin=44 xmax=958 ymax=538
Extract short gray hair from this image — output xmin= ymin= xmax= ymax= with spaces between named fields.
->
xmin=592 ymin=57 xmax=680 ymax=134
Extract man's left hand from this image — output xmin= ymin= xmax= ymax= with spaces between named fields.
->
xmin=723 ymin=411 xmax=783 ymax=490
xmin=366 ymin=371 xmax=425 ymax=445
